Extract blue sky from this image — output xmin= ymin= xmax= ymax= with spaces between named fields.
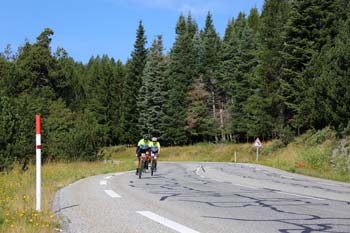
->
xmin=1 ymin=0 xmax=264 ymax=63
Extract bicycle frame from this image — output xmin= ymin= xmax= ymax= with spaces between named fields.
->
xmin=150 ymin=152 xmax=158 ymax=176
xmin=138 ymin=152 xmax=149 ymax=179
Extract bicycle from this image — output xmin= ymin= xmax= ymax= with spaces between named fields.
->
xmin=150 ymin=151 xmax=158 ymax=176
xmin=138 ymin=151 xmax=149 ymax=179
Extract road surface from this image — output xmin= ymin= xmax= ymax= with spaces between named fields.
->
xmin=53 ymin=162 xmax=350 ymax=233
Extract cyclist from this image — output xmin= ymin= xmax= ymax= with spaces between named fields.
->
xmin=150 ymin=137 xmax=161 ymax=171
xmin=135 ymin=135 xmax=151 ymax=175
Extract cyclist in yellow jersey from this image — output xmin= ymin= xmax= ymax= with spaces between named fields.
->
xmin=135 ymin=135 xmax=151 ymax=175
xmin=150 ymin=137 xmax=160 ymax=171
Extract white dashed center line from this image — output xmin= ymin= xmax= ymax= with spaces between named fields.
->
xmin=100 ymin=180 xmax=107 ymax=185
xmin=104 ymin=190 xmax=121 ymax=198
xmin=137 ymin=211 xmax=200 ymax=233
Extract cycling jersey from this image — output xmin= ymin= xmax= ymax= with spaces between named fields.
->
xmin=138 ymin=139 xmax=151 ymax=149
xmin=150 ymin=141 xmax=160 ymax=154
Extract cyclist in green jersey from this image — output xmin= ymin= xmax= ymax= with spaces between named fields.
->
xmin=150 ymin=137 xmax=160 ymax=170
xmin=135 ymin=135 xmax=151 ymax=175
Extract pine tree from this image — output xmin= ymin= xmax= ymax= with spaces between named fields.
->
xmin=51 ymin=48 xmax=76 ymax=106
xmin=201 ymin=12 xmax=221 ymax=141
xmin=120 ymin=21 xmax=147 ymax=144
xmin=301 ymin=3 xmax=350 ymax=130
xmin=218 ymin=12 xmax=260 ymax=141
xmin=186 ymin=77 xmax=215 ymax=143
xmin=281 ymin=0 xmax=349 ymax=132
xmin=248 ymin=7 xmax=261 ymax=33
xmin=252 ymin=0 xmax=291 ymax=139
xmin=110 ymin=60 xmax=126 ymax=144
xmin=16 ymin=28 xmax=56 ymax=97
xmin=138 ymin=35 xmax=167 ymax=138
xmin=162 ymin=15 xmax=197 ymax=145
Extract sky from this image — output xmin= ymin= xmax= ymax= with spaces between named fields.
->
xmin=0 ymin=0 xmax=265 ymax=63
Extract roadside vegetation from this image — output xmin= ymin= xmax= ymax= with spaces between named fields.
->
xmin=0 ymin=128 xmax=349 ymax=232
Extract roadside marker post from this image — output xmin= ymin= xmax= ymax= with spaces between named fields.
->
xmin=254 ymin=138 xmax=262 ymax=161
xmin=36 ymin=115 xmax=41 ymax=211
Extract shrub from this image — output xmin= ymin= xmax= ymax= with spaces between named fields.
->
xmin=280 ymin=126 xmax=295 ymax=145
xmin=261 ymin=140 xmax=284 ymax=155
xmin=305 ymin=126 xmax=336 ymax=146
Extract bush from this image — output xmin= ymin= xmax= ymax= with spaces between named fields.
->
xmin=65 ymin=110 xmax=107 ymax=161
xmin=306 ymin=126 xmax=336 ymax=146
xmin=280 ymin=126 xmax=295 ymax=145
xmin=262 ymin=140 xmax=285 ymax=155
xmin=0 ymin=95 xmax=48 ymax=171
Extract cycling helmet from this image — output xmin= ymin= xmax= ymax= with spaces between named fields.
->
xmin=152 ymin=137 xmax=157 ymax=142
xmin=143 ymin=135 xmax=149 ymax=140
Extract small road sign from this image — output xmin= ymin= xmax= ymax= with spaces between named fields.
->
xmin=254 ymin=138 xmax=262 ymax=148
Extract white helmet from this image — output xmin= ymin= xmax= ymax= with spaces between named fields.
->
xmin=152 ymin=137 xmax=157 ymax=142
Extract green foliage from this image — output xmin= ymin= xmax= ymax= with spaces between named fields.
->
xmin=253 ymin=0 xmax=291 ymax=139
xmin=186 ymin=78 xmax=215 ymax=142
xmin=0 ymin=94 xmax=48 ymax=171
xmin=138 ymin=35 xmax=167 ymax=137
xmin=305 ymin=127 xmax=336 ymax=146
xmin=0 ymin=96 xmax=16 ymax=171
xmin=0 ymin=211 xmax=3 ymax=226
xmin=120 ymin=21 xmax=147 ymax=144
xmin=333 ymin=156 xmax=350 ymax=176
xmin=67 ymin=110 xmax=106 ymax=161
xmin=298 ymin=147 xmax=329 ymax=171
xmin=261 ymin=140 xmax=285 ymax=155
xmin=44 ymin=99 xmax=76 ymax=161
xmin=162 ymin=14 xmax=197 ymax=145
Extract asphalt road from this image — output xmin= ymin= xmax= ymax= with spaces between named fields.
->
xmin=53 ymin=162 xmax=350 ymax=233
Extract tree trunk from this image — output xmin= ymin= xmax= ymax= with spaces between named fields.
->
xmin=212 ymin=91 xmax=218 ymax=143
xmin=219 ymin=107 xmax=226 ymax=142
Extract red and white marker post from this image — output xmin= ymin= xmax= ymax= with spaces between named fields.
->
xmin=36 ymin=115 xmax=41 ymax=211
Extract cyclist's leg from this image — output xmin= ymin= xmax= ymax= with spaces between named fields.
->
xmin=154 ymin=153 xmax=158 ymax=170
xmin=136 ymin=154 xmax=141 ymax=175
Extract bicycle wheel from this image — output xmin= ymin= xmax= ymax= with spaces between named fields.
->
xmin=139 ymin=160 xmax=144 ymax=179
xmin=151 ymin=159 xmax=154 ymax=176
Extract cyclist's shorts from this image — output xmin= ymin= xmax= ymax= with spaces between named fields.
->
xmin=151 ymin=152 xmax=159 ymax=158
xmin=137 ymin=148 xmax=149 ymax=156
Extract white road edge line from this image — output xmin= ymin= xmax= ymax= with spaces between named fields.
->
xmin=316 ymin=182 xmax=342 ymax=187
xmin=100 ymin=180 xmax=107 ymax=185
xmin=275 ymin=191 xmax=324 ymax=201
xmin=105 ymin=176 xmax=112 ymax=179
xmin=137 ymin=211 xmax=200 ymax=233
xmin=104 ymin=190 xmax=121 ymax=198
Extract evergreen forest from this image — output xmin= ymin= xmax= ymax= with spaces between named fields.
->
xmin=1 ymin=0 xmax=350 ymax=171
